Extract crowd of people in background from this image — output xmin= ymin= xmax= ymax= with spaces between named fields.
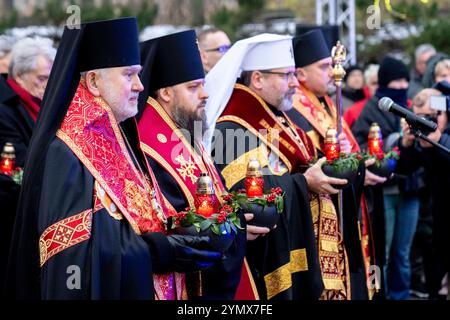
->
xmin=0 ymin=21 xmax=449 ymax=300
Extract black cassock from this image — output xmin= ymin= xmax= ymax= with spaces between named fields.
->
xmin=0 ymin=74 xmax=35 ymax=168
xmin=287 ymin=108 xmax=370 ymax=300
xmin=146 ymin=153 xmax=246 ymax=300
xmin=6 ymin=137 xmax=176 ymax=299
xmin=212 ymin=120 xmax=323 ymax=301
xmin=0 ymin=74 xmax=35 ymax=294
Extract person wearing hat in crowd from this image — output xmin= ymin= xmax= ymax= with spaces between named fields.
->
xmin=6 ymin=18 xmax=221 ymax=300
xmin=344 ymin=64 xmax=379 ymax=128
xmin=287 ymin=29 xmax=385 ymax=300
xmin=205 ymin=33 xmax=352 ymax=300
xmin=331 ymin=65 xmax=368 ymax=112
xmin=395 ymin=88 xmax=450 ymax=300
xmin=353 ymin=56 xmax=422 ymax=300
xmin=136 ymin=30 xmax=249 ymax=300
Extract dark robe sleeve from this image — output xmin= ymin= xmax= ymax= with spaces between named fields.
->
xmin=38 ymin=138 xmax=159 ymax=299
xmin=147 ymin=157 xmax=246 ymax=300
xmin=212 ymin=121 xmax=323 ymax=300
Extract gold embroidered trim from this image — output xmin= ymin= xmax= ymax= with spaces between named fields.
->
xmin=221 ymin=145 xmax=268 ymax=189
xmin=141 ymin=143 xmax=196 ymax=208
xmin=145 ymin=97 xmax=223 ymax=202
xmin=321 ymin=239 xmax=339 ymax=253
xmin=264 ymin=248 xmax=308 ymax=299
xmin=56 ymin=130 xmax=141 ymax=235
xmin=95 ymin=181 xmax=123 ymax=220
xmin=244 ymin=258 xmax=260 ymax=300
xmin=234 ymin=84 xmax=313 ymax=161
xmin=39 ymin=209 xmax=92 ymax=267
xmin=306 ymin=130 xmax=322 ymax=152
xmin=217 ymin=115 xmax=293 ymax=172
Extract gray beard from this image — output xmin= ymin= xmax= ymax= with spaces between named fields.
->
xmin=278 ymin=97 xmax=293 ymax=112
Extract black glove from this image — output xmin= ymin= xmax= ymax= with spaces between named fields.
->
xmin=166 ymin=234 xmax=222 ymax=273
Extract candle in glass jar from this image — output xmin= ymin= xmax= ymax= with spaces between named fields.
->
xmin=368 ymin=123 xmax=383 ymax=156
xmin=195 ymin=194 xmax=217 ymax=217
xmin=324 ymin=128 xmax=340 ymax=161
xmin=1 ymin=143 xmax=15 ymax=176
xmin=195 ymin=172 xmax=218 ymax=217
xmin=246 ymin=158 xmax=264 ymax=198
xmin=245 ymin=176 xmax=264 ymax=198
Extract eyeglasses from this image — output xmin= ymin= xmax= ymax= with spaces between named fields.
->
xmin=204 ymin=44 xmax=231 ymax=54
xmin=260 ymin=70 xmax=298 ymax=80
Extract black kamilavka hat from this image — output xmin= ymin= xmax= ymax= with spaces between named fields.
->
xmin=137 ymin=30 xmax=205 ymax=119
xmin=293 ymin=29 xmax=331 ymax=68
xmin=141 ymin=30 xmax=205 ymax=91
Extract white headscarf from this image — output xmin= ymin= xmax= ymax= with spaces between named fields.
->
xmin=203 ymin=33 xmax=295 ymax=152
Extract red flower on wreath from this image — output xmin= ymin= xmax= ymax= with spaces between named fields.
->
xmin=270 ymin=187 xmax=283 ymax=196
xmin=266 ymin=194 xmax=276 ymax=204
xmin=223 ymin=194 xmax=234 ymax=202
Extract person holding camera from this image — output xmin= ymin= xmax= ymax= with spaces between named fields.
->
xmin=397 ymin=87 xmax=449 ymax=300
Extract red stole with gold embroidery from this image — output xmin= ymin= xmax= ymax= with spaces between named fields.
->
xmin=138 ymin=97 xmax=225 ymax=207
xmin=293 ymin=84 xmax=360 ymax=152
xmin=56 ymin=82 xmax=185 ymax=300
xmin=293 ymin=84 xmax=377 ymax=298
xmin=218 ymin=84 xmax=316 ymax=173
xmin=138 ymin=96 xmax=260 ymax=300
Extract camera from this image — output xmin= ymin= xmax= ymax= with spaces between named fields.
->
xmin=431 ymin=80 xmax=450 ymax=112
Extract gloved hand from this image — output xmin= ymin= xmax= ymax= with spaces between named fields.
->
xmin=166 ymin=234 xmax=222 ymax=273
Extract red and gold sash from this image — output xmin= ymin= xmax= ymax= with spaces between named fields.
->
xmin=138 ymin=96 xmax=259 ymax=300
xmin=138 ymin=97 xmax=225 ymax=208
xmin=218 ymin=84 xmax=316 ymax=173
xmin=55 ymin=82 xmax=184 ymax=300
xmin=292 ymin=84 xmax=359 ymax=153
xmin=293 ymin=84 xmax=377 ymax=299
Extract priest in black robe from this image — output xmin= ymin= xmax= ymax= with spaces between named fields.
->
xmin=6 ymin=18 xmax=221 ymax=300
xmin=136 ymin=30 xmax=248 ymax=300
xmin=204 ymin=33 xmax=352 ymax=300
xmin=287 ymin=30 xmax=386 ymax=299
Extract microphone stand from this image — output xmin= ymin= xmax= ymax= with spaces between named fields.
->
xmin=408 ymin=124 xmax=450 ymax=154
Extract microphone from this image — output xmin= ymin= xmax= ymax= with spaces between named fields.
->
xmin=378 ymin=97 xmax=438 ymax=133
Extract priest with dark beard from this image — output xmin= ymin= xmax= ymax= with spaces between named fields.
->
xmin=137 ymin=30 xmax=250 ymax=300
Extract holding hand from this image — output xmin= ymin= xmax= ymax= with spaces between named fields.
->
xmin=166 ymin=234 xmax=222 ymax=272
xmin=364 ymin=158 xmax=387 ymax=186
xmin=244 ymin=213 xmax=271 ymax=241
xmin=401 ymin=119 xmax=415 ymax=148
xmin=419 ymin=128 xmax=442 ymax=148
xmin=304 ymin=157 xmax=347 ymax=195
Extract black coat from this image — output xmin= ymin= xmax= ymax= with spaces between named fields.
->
xmin=0 ymin=74 xmax=35 ymax=168
xmin=352 ymin=96 xmax=399 ymax=151
xmin=396 ymin=140 xmax=450 ymax=269
xmin=6 ymin=135 xmax=175 ymax=300
xmin=0 ymin=74 xmax=31 ymax=296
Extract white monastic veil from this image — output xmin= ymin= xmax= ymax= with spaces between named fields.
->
xmin=203 ymin=33 xmax=295 ymax=153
